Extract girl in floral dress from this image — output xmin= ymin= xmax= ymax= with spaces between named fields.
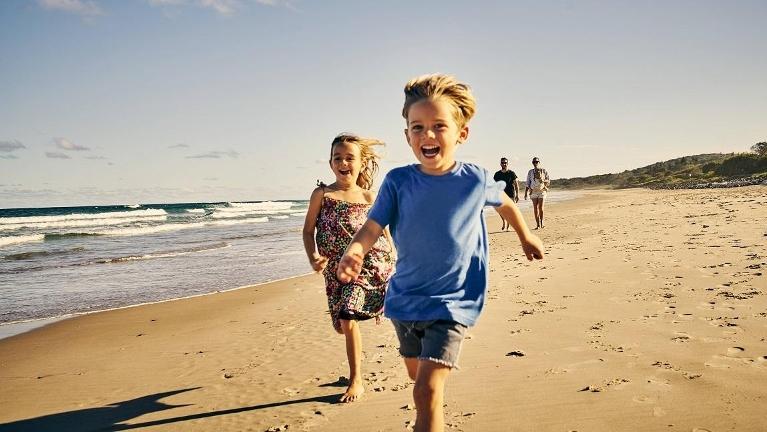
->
xmin=302 ymin=133 xmax=394 ymax=403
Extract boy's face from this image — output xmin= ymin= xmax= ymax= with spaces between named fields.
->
xmin=404 ymin=97 xmax=469 ymax=176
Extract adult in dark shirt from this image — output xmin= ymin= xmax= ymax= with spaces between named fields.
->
xmin=493 ymin=157 xmax=519 ymax=231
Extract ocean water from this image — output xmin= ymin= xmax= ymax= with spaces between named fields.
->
xmin=0 ymin=191 xmax=579 ymax=339
xmin=0 ymin=200 xmax=311 ymax=335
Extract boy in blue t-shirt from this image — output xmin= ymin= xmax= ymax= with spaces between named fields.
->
xmin=337 ymin=74 xmax=544 ymax=431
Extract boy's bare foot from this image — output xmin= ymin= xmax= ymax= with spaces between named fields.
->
xmin=339 ymin=380 xmax=364 ymax=402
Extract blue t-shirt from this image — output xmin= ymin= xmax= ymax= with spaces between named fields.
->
xmin=368 ymin=162 xmax=504 ymax=326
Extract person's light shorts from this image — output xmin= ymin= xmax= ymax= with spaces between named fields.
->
xmin=391 ymin=319 xmax=468 ymax=369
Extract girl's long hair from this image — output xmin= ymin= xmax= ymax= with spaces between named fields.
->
xmin=330 ymin=133 xmax=384 ymax=190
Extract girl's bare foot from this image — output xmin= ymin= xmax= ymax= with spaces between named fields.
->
xmin=339 ymin=380 xmax=364 ymax=402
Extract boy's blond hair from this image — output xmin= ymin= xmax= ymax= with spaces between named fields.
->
xmin=402 ymin=74 xmax=477 ymax=128
xmin=330 ymin=133 xmax=384 ymax=190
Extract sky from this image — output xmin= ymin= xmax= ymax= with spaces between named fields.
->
xmin=1 ymin=0 xmax=765 ymax=208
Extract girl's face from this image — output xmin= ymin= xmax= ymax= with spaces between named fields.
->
xmin=330 ymin=141 xmax=363 ymax=185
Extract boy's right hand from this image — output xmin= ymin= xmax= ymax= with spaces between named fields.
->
xmin=521 ymin=233 xmax=544 ymax=261
xmin=336 ymin=252 xmax=363 ymax=284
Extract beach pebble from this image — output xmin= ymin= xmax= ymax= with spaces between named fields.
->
xmin=506 ymin=350 xmax=526 ymax=357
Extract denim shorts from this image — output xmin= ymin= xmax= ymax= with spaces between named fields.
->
xmin=391 ymin=319 xmax=468 ymax=369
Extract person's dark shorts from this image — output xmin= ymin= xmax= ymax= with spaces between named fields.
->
xmin=391 ymin=319 xmax=468 ymax=369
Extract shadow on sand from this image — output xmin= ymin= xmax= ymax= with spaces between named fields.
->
xmin=0 ymin=387 xmax=341 ymax=432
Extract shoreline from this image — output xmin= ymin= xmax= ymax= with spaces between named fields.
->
xmin=0 ymin=271 xmax=315 ymax=341
xmin=0 ymin=190 xmax=584 ymax=341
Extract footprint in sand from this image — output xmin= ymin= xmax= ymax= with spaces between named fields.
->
xmin=445 ymin=411 xmax=477 ymax=429
xmin=645 ymin=376 xmax=671 ymax=389
xmin=670 ymin=332 xmax=692 ymax=343
xmin=705 ymin=346 xmax=755 ymax=368
xmin=578 ymin=378 xmax=630 ymax=393
xmin=651 ymin=361 xmax=703 ymax=380
xmin=631 ymin=395 xmax=656 ymax=404
xmin=544 ymin=366 xmax=569 ymax=376
xmin=282 ymin=387 xmax=301 ymax=396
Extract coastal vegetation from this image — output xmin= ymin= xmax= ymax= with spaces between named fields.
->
xmin=552 ymin=143 xmax=767 ymax=189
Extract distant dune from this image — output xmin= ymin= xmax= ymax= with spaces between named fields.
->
xmin=553 ymin=152 xmax=767 ymax=189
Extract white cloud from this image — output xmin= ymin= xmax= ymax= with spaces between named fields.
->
xmin=186 ymin=150 xmax=239 ymax=159
xmin=147 ymin=0 xmax=186 ymax=5
xmin=46 ymin=151 xmax=71 ymax=159
xmin=54 ymin=137 xmax=90 ymax=151
xmin=0 ymin=155 xmax=19 ymax=160
xmin=38 ymin=0 xmax=102 ymax=16
xmin=254 ymin=0 xmax=298 ymax=10
xmin=0 ymin=140 xmax=25 ymax=153
xmin=168 ymin=143 xmax=190 ymax=149
xmin=146 ymin=0 xmax=296 ymax=15
xmin=200 ymin=0 xmax=239 ymax=15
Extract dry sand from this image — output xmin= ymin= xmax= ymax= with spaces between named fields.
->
xmin=1 ymin=187 xmax=765 ymax=432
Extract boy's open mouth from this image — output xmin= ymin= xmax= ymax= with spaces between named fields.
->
xmin=421 ymin=146 xmax=440 ymax=158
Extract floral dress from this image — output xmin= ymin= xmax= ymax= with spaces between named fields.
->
xmin=316 ymin=196 xmax=394 ymax=332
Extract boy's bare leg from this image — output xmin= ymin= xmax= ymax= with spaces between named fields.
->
xmin=404 ymin=357 xmax=419 ymax=380
xmin=413 ymin=360 xmax=451 ymax=432
xmin=339 ymin=319 xmax=364 ymax=402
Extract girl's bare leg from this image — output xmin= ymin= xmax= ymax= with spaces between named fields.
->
xmin=339 ymin=319 xmax=364 ymax=402
xmin=413 ymin=360 xmax=451 ymax=432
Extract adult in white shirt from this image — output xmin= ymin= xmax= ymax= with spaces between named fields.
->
xmin=524 ymin=156 xmax=550 ymax=229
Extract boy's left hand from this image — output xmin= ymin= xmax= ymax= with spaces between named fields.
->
xmin=521 ymin=233 xmax=544 ymax=260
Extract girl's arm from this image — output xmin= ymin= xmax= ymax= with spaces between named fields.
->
xmin=337 ymin=219 xmax=385 ymax=283
xmin=494 ymin=193 xmax=544 ymax=260
xmin=302 ymin=187 xmax=328 ymax=272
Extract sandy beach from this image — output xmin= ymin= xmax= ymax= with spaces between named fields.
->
xmin=1 ymin=186 xmax=765 ymax=432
